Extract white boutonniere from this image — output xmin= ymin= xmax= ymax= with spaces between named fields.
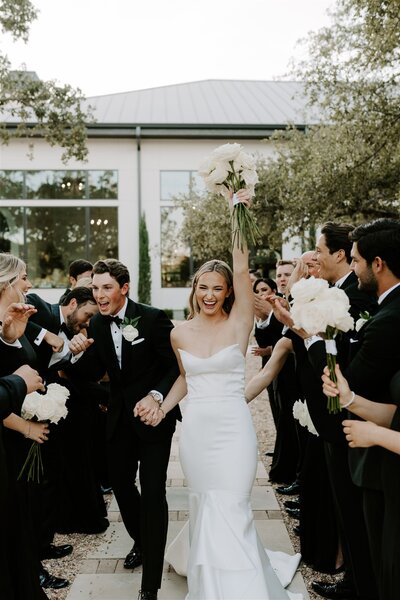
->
xmin=121 ymin=316 xmax=144 ymax=345
xmin=355 ymin=311 xmax=371 ymax=332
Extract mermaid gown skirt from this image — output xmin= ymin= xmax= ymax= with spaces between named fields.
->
xmin=166 ymin=344 xmax=302 ymax=600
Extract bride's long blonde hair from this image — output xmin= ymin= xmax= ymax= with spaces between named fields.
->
xmin=187 ymin=259 xmax=234 ymax=320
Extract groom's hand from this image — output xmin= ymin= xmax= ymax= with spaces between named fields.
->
xmin=134 ymin=395 xmax=159 ymax=424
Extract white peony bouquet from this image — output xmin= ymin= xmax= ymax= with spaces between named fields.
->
xmin=19 ymin=383 xmax=69 ymax=482
xmin=198 ymin=143 xmax=261 ymax=250
xmin=293 ymin=400 xmax=318 ymax=436
xmin=290 ymin=277 xmax=354 ymax=414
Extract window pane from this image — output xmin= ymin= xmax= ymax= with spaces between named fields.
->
xmin=0 ymin=171 xmax=24 ymax=199
xmin=161 ymin=206 xmax=191 ymax=288
xmin=26 ymin=207 xmax=86 ymax=287
xmin=88 ymin=207 xmax=118 ymax=261
xmin=26 ymin=171 xmax=86 ymax=199
xmin=0 ymin=207 xmax=24 ymax=254
xmin=160 ymin=171 xmax=190 ymax=201
xmin=88 ymin=171 xmax=118 ymax=199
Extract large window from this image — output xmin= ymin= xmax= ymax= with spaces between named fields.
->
xmin=0 ymin=170 xmax=118 ymax=200
xmin=160 ymin=170 xmax=205 ymax=288
xmin=0 ymin=169 xmax=119 ymax=288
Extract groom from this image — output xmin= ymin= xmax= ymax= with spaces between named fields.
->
xmin=67 ymin=259 xmax=180 ymax=600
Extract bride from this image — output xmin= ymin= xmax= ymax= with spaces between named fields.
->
xmin=135 ymin=191 xmax=302 ymax=599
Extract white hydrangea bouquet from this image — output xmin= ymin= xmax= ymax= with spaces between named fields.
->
xmin=293 ymin=400 xmax=318 ymax=436
xmin=19 ymin=383 xmax=69 ymax=482
xmin=290 ymin=277 xmax=354 ymax=414
xmin=198 ymin=143 xmax=261 ymax=250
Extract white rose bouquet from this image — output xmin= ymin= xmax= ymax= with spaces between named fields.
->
xmin=198 ymin=143 xmax=261 ymax=250
xmin=290 ymin=277 xmax=354 ymax=414
xmin=293 ymin=400 xmax=318 ymax=436
xmin=19 ymin=383 xmax=69 ymax=482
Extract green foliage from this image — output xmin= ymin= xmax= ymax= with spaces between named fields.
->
xmin=138 ymin=214 xmax=151 ymax=305
xmin=264 ymin=0 xmax=400 ymax=233
xmin=0 ymin=0 xmax=92 ymax=162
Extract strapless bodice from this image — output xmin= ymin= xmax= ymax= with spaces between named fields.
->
xmin=178 ymin=343 xmax=245 ymax=402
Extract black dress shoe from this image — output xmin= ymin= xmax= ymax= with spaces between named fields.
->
xmin=124 ymin=544 xmax=142 ymax=569
xmin=284 ymin=499 xmax=300 ymax=510
xmin=276 ymin=481 xmax=301 ymax=495
xmin=39 ymin=566 xmax=70 ymax=589
xmin=312 ymin=580 xmax=357 ymax=599
xmin=41 ymin=543 xmax=73 ymax=560
xmin=138 ymin=590 xmax=157 ymax=600
xmin=286 ymin=507 xmax=300 ymax=519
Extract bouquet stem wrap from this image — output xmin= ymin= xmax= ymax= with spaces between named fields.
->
xmin=231 ymin=193 xmax=261 ymax=251
xmin=325 ymin=333 xmax=341 ymax=414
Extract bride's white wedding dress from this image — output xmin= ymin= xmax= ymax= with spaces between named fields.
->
xmin=165 ymin=344 xmax=302 ymax=600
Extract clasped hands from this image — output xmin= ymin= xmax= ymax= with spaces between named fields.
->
xmin=134 ymin=396 xmax=165 ymax=427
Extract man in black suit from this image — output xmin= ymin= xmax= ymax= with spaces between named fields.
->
xmin=67 ymin=259 xmax=180 ymax=600
xmin=307 ymin=218 xmax=400 ymax=599
xmin=27 ymin=287 xmax=98 ymax=377
xmin=304 ymin=222 xmax=378 ymax=600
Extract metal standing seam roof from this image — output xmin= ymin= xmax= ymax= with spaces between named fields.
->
xmin=83 ymin=79 xmax=320 ymax=128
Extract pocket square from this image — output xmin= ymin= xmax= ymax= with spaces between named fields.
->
xmin=131 ymin=337 xmax=144 ymax=346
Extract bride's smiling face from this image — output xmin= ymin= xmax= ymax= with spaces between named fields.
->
xmin=195 ymin=272 xmax=231 ymax=315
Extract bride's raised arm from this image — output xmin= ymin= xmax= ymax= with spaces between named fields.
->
xmin=229 ymin=190 xmax=255 ymax=336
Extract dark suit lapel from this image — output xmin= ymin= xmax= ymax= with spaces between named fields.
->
xmin=379 ymin=284 xmax=400 ymax=309
xmin=121 ymin=299 xmax=138 ymax=377
xmin=50 ymin=303 xmax=62 ymax=332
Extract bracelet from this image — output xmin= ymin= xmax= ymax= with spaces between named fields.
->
xmin=342 ymin=391 xmax=355 ymax=409
xmin=158 ymin=407 xmax=166 ymax=419
xmin=24 ymin=423 xmax=31 ymax=439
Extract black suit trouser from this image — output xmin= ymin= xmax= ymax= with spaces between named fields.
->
xmin=324 ymin=441 xmax=378 ymax=600
xmin=107 ymin=414 xmax=174 ymax=592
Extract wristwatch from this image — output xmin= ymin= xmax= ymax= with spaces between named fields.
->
xmin=148 ymin=390 xmax=163 ymax=405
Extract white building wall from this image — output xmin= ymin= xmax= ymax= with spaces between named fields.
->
xmin=0 ymin=135 xmax=278 ymax=310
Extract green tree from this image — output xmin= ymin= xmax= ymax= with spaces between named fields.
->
xmin=138 ymin=214 xmax=151 ymax=304
xmin=263 ymin=0 xmax=400 ymax=233
xmin=0 ymin=0 xmax=92 ymax=162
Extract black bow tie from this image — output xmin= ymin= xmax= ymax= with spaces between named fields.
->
xmin=59 ymin=322 xmax=73 ymax=340
xmin=106 ymin=315 xmax=122 ymax=326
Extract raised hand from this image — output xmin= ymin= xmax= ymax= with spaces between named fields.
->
xmin=13 ymin=364 xmax=45 ymax=393
xmin=1 ymin=302 xmax=37 ymax=342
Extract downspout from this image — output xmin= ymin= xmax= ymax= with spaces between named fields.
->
xmin=136 ymin=125 xmax=142 ymax=217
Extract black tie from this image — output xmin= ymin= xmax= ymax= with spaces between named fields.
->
xmin=106 ymin=315 xmax=122 ymax=326
xmin=59 ymin=322 xmax=73 ymax=340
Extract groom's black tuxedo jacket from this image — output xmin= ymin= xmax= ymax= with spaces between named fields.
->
xmin=308 ymin=283 xmax=400 ymax=488
xmin=67 ymin=299 xmax=180 ymax=441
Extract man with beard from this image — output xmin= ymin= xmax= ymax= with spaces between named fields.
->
xmin=306 ymin=218 xmax=400 ymax=599
xmin=24 ymin=287 xmax=101 ymax=587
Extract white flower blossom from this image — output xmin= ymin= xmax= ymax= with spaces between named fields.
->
xmin=122 ymin=325 xmax=139 ymax=342
xmin=293 ymin=400 xmax=318 ymax=436
xmin=291 ymin=276 xmax=329 ymax=304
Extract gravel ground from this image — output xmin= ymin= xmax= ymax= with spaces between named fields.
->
xmin=44 ymin=341 xmax=342 ymax=600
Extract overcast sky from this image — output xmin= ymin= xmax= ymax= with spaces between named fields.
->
xmin=2 ymin=0 xmax=335 ymax=97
